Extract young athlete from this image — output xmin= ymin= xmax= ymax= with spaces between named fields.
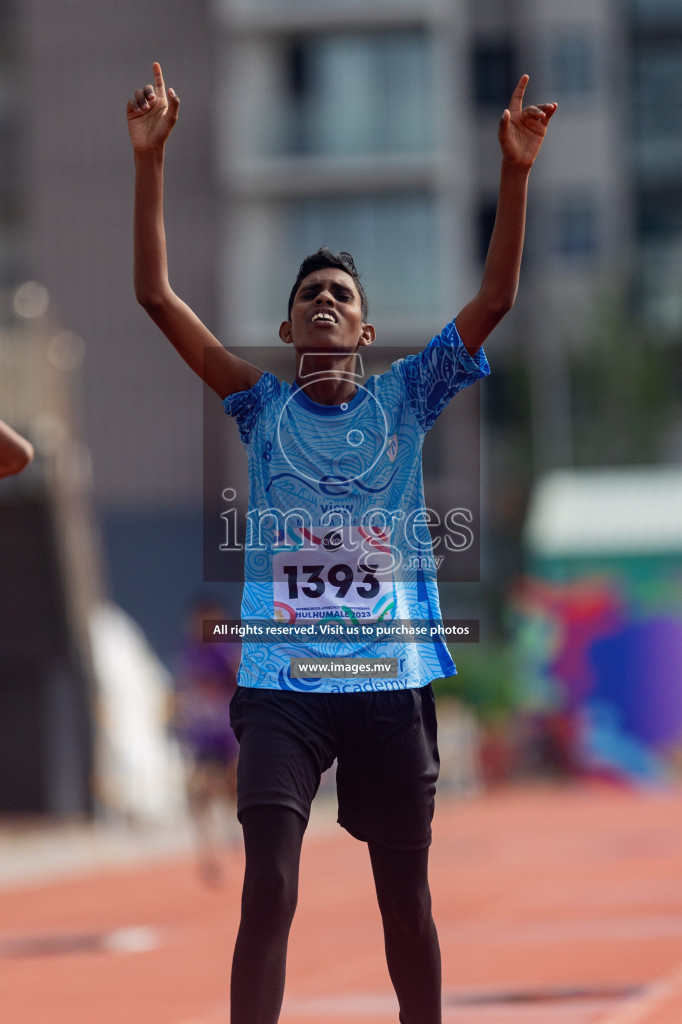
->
xmin=0 ymin=419 xmax=34 ymax=480
xmin=128 ymin=62 xmax=556 ymax=1024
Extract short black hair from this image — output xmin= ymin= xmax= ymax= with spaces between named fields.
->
xmin=287 ymin=246 xmax=369 ymax=321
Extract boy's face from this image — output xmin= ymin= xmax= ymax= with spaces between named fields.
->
xmin=279 ymin=268 xmax=375 ymax=355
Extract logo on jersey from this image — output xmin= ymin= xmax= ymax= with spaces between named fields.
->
xmin=386 ymin=434 xmax=399 ymax=463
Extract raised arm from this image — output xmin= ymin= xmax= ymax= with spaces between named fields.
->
xmin=127 ymin=63 xmax=262 ymax=398
xmin=455 ymin=75 xmax=557 ymax=356
xmin=0 ymin=420 xmax=34 ymax=479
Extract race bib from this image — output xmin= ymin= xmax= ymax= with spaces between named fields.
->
xmin=272 ymin=525 xmax=395 ymax=625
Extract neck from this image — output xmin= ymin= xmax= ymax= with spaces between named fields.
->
xmin=295 ymin=351 xmax=360 ymax=405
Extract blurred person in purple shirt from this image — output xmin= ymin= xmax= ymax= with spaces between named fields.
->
xmin=174 ymin=597 xmax=240 ymax=885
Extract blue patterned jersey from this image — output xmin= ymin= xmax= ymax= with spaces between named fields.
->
xmin=223 ymin=318 xmax=489 ymax=692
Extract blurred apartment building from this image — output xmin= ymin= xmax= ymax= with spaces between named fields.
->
xmin=2 ymin=0 xmax=679 ymax=666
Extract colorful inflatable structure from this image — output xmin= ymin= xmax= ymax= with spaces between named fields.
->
xmin=513 ymin=468 xmax=682 ymax=784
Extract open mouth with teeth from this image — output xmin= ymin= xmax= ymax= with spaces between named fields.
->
xmin=311 ymin=311 xmax=338 ymax=325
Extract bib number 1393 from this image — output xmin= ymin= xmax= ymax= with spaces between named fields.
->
xmin=281 ymin=562 xmax=380 ymax=601
xmin=272 ymin=524 xmax=394 ymax=624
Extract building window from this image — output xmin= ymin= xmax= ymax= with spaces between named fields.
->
xmin=630 ymin=0 xmax=682 ymax=29
xmin=234 ymin=192 xmax=439 ymax=328
xmin=247 ymin=31 xmax=435 ymax=159
xmin=633 ymin=43 xmax=682 ymax=179
xmin=551 ymin=33 xmax=595 ymax=97
xmin=245 ymin=0 xmax=422 ymax=6
xmin=290 ymin=194 xmax=437 ymax=315
xmin=556 ymin=198 xmax=599 ymax=260
xmin=638 ymin=185 xmax=682 ymax=241
xmin=473 ymin=40 xmax=516 ymax=108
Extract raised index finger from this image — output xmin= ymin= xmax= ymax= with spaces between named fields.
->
xmin=152 ymin=61 xmax=166 ymax=100
xmin=509 ymin=74 xmax=530 ymax=115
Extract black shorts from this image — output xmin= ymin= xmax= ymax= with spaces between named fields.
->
xmin=229 ymin=684 xmax=439 ymax=850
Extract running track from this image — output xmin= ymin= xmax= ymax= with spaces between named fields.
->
xmin=2 ymin=784 xmax=682 ymax=1024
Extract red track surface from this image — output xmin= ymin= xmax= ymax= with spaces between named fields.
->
xmin=2 ymin=784 xmax=682 ymax=1023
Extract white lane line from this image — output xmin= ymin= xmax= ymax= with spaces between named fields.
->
xmin=597 ymin=962 xmax=682 ymax=1024
xmin=0 ymin=925 xmax=162 ymax=958
xmin=174 ymin=1004 xmax=228 ymax=1024
xmin=282 ymin=992 xmax=622 ymax=1021
xmin=439 ymin=915 xmax=682 ymax=944
xmin=101 ymin=926 xmax=161 ymax=954
xmin=171 ymin=985 xmax=637 ymax=1024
